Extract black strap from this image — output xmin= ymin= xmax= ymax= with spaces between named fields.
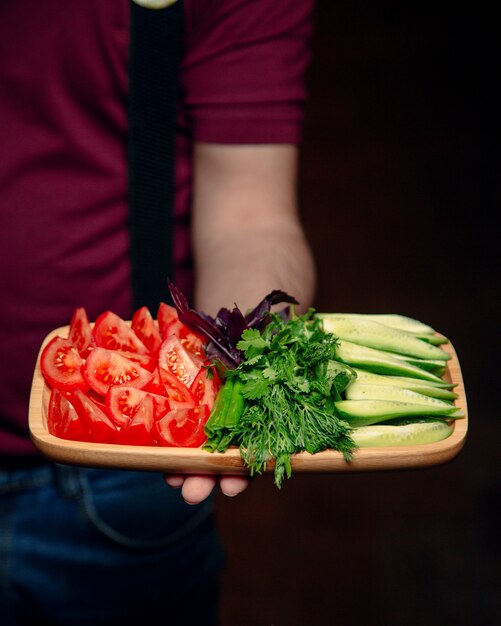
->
xmin=128 ymin=0 xmax=184 ymax=312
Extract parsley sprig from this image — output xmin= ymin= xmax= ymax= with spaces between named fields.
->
xmin=230 ymin=309 xmax=357 ymax=487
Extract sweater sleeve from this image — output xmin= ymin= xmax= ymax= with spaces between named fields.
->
xmin=182 ymin=0 xmax=315 ymax=144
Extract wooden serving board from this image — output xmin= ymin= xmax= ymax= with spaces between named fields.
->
xmin=29 ymin=325 xmax=468 ymax=474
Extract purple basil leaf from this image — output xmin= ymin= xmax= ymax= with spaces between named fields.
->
xmin=244 ymin=290 xmax=298 ymax=328
xmin=205 ymin=341 xmax=242 ymax=369
xmin=214 ymin=307 xmax=233 ymax=329
xmin=168 ymin=280 xmax=242 ymax=368
xmin=217 ymin=306 xmax=248 ymax=345
xmin=276 ymin=306 xmax=293 ymax=324
xmin=168 ymin=279 xmax=223 ymax=344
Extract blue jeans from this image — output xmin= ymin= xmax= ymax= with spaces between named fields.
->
xmin=0 ymin=463 xmax=224 ymax=625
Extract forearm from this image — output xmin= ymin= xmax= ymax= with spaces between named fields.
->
xmin=191 ymin=143 xmax=316 ymax=316
xmin=194 ymin=225 xmax=315 ymax=315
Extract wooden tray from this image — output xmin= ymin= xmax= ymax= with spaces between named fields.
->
xmin=29 ymin=325 xmax=468 ymax=474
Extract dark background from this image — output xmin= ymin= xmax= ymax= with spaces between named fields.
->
xmin=216 ymin=3 xmax=499 ymax=626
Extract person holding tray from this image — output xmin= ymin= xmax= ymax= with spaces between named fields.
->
xmin=0 ymin=1 xmax=316 ymax=624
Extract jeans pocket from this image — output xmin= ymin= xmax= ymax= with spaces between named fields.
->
xmin=79 ymin=468 xmax=215 ymax=550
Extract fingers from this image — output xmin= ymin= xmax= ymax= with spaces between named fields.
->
xmin=164 ymin=473 xmax=251 ymax=504
xmin=164 ymin=474 xmax=217 ymax=505
xmin=219 ymin=475 xmax=251 ymax=497
xmin=165 ymin=474 xmax=185 ymax=488
xmin=181 ymin=475 xmax=218 ymax=505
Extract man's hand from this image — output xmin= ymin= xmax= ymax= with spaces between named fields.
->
xmin=165 ymin=474 xmax=250 ymax=505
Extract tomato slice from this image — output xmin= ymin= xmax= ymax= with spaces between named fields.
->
xmin=131 ymin=306 xmax=162 ymax=354
xmin=155 ymin=404 xmax=210 ymax=447
xmin=84 ymin=347 xmax=154 ymax=396
xmin=190 ymin=368 xmax=219 ymax=412
xmin=41 ymin=336 xmax=88 ymax=392
xmin=158 ymin=365 xmax=196 ymax=410
xmin=115 ymin=349 xmax=156 ymax=372
xmin=158 ymin=336 xmax=202 ymax=388
xmin=145 ymin=367 xmax=166 ymax=396
xmin=118 ymin=395 xmax=157 ymax=446
xmin=157 ymin=302 xmax=186 ymax=340
xmin=180 ymin=331 xmax=206 ymax=361
xmin=106 ymin=386 xmax=170 ymax=428
xmin=93 ymin=310 xmax=150 ymax=356
xmin=157 ymin=301 xmax=206 ymax=354
xmin=48 ymin=388 xmax=89 ymax=441
xmin=85 ymin=389 xmax=108 ymax=412
xmin=70 ymin=388 xmax=118 ymax=443
xmin=68 ymin=307 xmax=94 ymax=357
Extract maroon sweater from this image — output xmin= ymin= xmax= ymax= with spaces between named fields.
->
xmin=0 ymin=0 xmax=313 ymax=457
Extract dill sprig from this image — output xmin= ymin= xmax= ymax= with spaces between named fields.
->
xmin=232 ymin=309 xmax=357 ymax=487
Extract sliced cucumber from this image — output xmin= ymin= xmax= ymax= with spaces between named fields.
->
xmin=320 ymin=316 xmax=450 ymax=361
xmin=352 ymin=368 xmax=455 ymax=388
xmin=318 ymin=312 xmax=436 ymax=335
xmin=335 ymin=340 xmax=446 ymax=384
xmin=351 ymin=420 xmax=453 ymax=447
xmin=351 ymin=369 xmax=457 ymax=400
xmin=335 ymin=399 xmax=464 ymax=427
xmin=389 ymin=353 xmax=447 ymax=375
xmin=414 ymin=334 xmax=449 ymax=346
xmin=344 ymin=382 xmax=456 ymax=407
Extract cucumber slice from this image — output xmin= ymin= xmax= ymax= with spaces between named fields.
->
xmin=344 ymin=382 xmax=456 ymax=407
xmin=335 ymin=399 xmax=464 ymax=427
xmin=352 ymin=420 xmax=453 ymax=447
xmin=389 ymin=353 xmax=447 ymax=375
xmin=318 ymin=312 xmax=449 ymax=346
xmin=320 ymin=316 xmax=450 ymax=361
xmin=414 ymin=334 xmax=449 ymax=346
xmin=351 ymin=369 xmax=458 ymax=400
xmin=318 ymin=312 xmax=436 ymax=335
xmin=335 ymin=340 xmax=446 ymax=384
xmin=353 ymin=368 xmax=456 ymax=389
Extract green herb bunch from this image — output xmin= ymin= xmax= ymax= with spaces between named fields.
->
xmin=229 ymin=309 xmax=357 ymax=487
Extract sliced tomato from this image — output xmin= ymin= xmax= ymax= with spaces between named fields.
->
xmin=105 ymin=386 xmax=144 ymax=427
xmin=85 ymin=389 xmax=108 ymax=412
xmin=158 ymin=335 xmax=202 ymax=388
xmin=180 ymin=331 xmax=206 ymax=361
xmin=48 ymin=388 xmax=89 ymax=441
xmin=158 ymin=365 xmax=196 ymax=410
xmin=144 ymin=367 xmax=166 ymax=396
xmin=93 ymin=310 xmax=150 ymax=356
xmin=118 ymin=394 xmax=157 ymax=446
xmin=157 ymin=302 xmax=206 ymax=353
xmin=70 ymin=388 xmax=118 ymax=443
xmin=41 ymin=336 xmax=88 ymax=392
xmin=157 ymin=302 xmax=186 ymax=340
xmin=131 ymin=306 xmax=162 ymax=355
xmin=115 ymin=349 xmax=156 ymax=372
xmin=190 ymin=368 xmax=219 ymax=412
xmin=106 ymin=386 xmax=170 ymax=428
xmin=84 ymin=347 xmax=154 ymax=396
xmin=155 ymin=404 xmax=210 ymax=448
xmin=68 ymin=307 xmax=94 ymax=357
